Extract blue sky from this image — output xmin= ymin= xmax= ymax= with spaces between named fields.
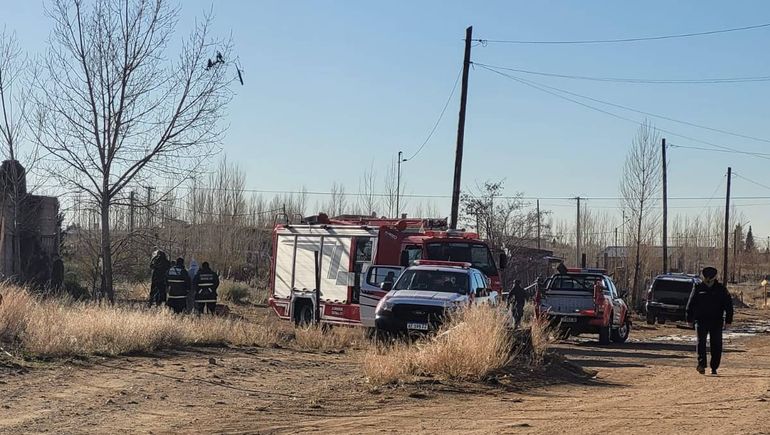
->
xmin=5 ymin=1 xmax=770 ymax=241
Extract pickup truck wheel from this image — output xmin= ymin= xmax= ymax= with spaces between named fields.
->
xmin=293 ymin=301 xmax=314 ymax=327
xmin=612 ymin=318 xmax=631 ymax=343
xmin=658 ymin=317 xmax=667 ymax=325
xmin=598 ymin=321 xmax=611 ymax=345
xmin=646 ymin=311 xmax=655 ymax=325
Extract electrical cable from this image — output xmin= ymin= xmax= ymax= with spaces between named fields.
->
xmin=473 ymin=22 xmax=770 ymax=45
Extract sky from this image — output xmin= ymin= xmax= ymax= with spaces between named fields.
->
xmin=4 ymin=0 xmax=770 ymax=243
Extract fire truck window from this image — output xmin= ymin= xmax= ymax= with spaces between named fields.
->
xmin=402 ymin=245 xmax=422 ymax=266
xmin=355 ymin=238 xmax=373 ymax=263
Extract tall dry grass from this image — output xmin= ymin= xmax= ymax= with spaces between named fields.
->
xmin=293 ymin=325 xmax=368 ymax=352
xmin=0 ymin=285 xmax=283 ymax=358
xmin=363 ymin=304 xmax=513 ymax=385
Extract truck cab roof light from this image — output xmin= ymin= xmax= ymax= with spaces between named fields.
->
xmin=413 ymin=260 xmax=471 ymax=269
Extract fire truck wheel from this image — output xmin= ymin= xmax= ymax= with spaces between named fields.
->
xmin=293 ymin=300 xmax=314 ymax=326
xmin=646 ymin=311 xmax=655 ymax=325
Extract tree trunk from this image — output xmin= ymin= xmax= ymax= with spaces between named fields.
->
xmin=100 ymin=195 xmax=115 ymax=303
xmin=632 ymin=210 xmax=643 ymax=310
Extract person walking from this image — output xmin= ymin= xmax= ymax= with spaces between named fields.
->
xmin=193 ymin=262 xmax=220 ymax=315
xmin=509 ymin=279 xmax=527 ymax=329
xmin=166 ymin=257 xmax=191 ymax=314
xmin=686 ymin=266 xmax=733 ymax=375
xmin=149 ymin=249 xmax=170 ymax=307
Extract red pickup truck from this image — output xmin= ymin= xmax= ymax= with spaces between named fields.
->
xmin=535 ymin=268 xmax=631 ymax=344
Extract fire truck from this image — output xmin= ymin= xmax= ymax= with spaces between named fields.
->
xmin=268 ymin=214 xmax=506 ymax=328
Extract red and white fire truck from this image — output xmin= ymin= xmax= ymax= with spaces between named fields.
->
xmin=268 ymin=214 xmax=506 ymax=328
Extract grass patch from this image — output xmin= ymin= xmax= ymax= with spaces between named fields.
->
xmin=0 ymin=285 xmax=282 ymax=358
xmin=363 ymin=304 xmax=513 ymax=385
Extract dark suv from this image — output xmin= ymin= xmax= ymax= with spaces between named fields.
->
xmin=645 ymin=274 xmax=700 ymax=325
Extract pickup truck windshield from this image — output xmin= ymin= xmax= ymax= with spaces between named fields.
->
xmin=394 ymin=270 xmax=469 ymax=294
xmin=425 ymin=242 xmax=497 ymax=276
xmin=548 ymin=274 xmax=604 ymax=291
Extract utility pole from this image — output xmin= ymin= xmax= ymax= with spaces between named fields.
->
xmin=662 ymin=138 xmax=668 ymax=274
xmin=733 ymin=225 xmax=738 ymax=282
xmin=396 ymin=150 xmax=406 ymax=218
xmin=536 ymin=199 xmax=541 ymax=250
xmin=576 ymin=196 xmax=581 ymax=267
xmin=450 ymin=25 xmax=473 ymax=230
xmin=723 ymin=167 xmax=731 ymax=283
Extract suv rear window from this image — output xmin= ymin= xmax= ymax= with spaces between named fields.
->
xmin=548 ymin=274 xmax=603 ymax=291
xmin=652 ymin=280 xmax=693 ymax=293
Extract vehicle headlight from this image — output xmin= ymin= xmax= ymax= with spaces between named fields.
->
xmin=376 ymin=298 xmax=394 ymax=313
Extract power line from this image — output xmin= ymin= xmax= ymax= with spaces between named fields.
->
xmin=733 ymin=172 xmax=770 ymax=192
xmin=668 ymin=143 xmax=770 ymax=158
xmin=470 ymin=63 xmax=770 ymax=84
xmin=475 ymin=62 xmax=770 ymax=149
xmin=476 ymin=64 xmax=770 ymax=160
xmin=473 ymin=22 xmax=770 ymax=45
xmin=404 ymin=68 xmax=463 ymax=162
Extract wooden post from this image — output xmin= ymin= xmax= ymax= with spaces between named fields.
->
xmin=723 ymin=167 xmax=731 ymax=283
xmin=662 ymin=138 xmax=668 ymax=274
xmin=450 ymin=26 xmax=473 ymax=230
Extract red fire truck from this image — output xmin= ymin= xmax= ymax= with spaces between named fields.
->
xmin=268 ymin=214 xmax=506 ymax=328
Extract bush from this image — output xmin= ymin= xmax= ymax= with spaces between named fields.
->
xmin=293 ymin=325 xmax=367 ymax=352
xmin=363 ymin=304 xmax=513 ymax=385
xmin=219 ymin=281 xmax=251 ymax=304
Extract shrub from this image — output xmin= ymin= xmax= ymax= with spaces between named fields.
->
xmin=293 ymin=325 xmax=367 ymax=352
xmin=219 ymin=281 xmax=251 ymax=304
xmin=363 ymin=304 xmax=513 ymax=385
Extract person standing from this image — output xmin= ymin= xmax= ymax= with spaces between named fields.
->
xmin=149 ymin=250 xmax=170 ymax=307
xmin=166 ymin=257 xmax=191 ymax=314
xmin=193 ymin=262 xmax=220 ymax=315
xmin=509 ymin=279 xmax=527 ymax=329
xmin=686 ymin=266 xmax=734 ymax=375
xmin=187 ymin=259 xmax=199 ymax=313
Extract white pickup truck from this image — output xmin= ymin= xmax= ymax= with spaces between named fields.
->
xmin=374 ymin=260 xmax=498 ymax=334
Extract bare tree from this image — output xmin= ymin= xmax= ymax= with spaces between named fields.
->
xmin=382 ymin=157 xmax=399 ymax=217
xmin=0 ymin=29 xmax=43 ymax=281
xmin=620 ymin=120 xmax=662 ymax=309
xmin=36 ymin=0 xmax=233 ymax=301
xmin=357 ymin=161 xmax=378 ymax=216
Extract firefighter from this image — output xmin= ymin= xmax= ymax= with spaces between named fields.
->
xmin=508 ymin=279 xmax=527 ymax=329
xmin=193 ymin=262 xmax=220 ymax=315
xmin=686 ymin=266 xmax=733 ymax=375
xmin=149 ymin=249 xmax=170 ymax=307
xmin=166 ymin=257 xmax=191 ymax=314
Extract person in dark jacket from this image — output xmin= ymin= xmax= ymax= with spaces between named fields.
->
xmin=166 ymin=257 xmax=191 ymax=314
xmin=686 ymin=266 xmax=733 ymax=375
xmin=50 ymin=255 xmax=65 ymax=294
xmin=509 ymin=279 xmax=527 ymax=329
xmin=149 ymin=250 xmax=171 ymax=307
xmin=193 ymin=262 xmax=220 ymax=315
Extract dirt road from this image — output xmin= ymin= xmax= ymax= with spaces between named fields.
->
xmin=2 ymin=310 xmax=769 ymax=434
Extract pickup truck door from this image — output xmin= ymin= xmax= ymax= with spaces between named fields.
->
xmin=471 ymin=272 xmax=497 ymax=306
xmin=359 ymin=265 xmax=404 ymax=327
xmin=606 ymin=279 xmax=623 ymax=326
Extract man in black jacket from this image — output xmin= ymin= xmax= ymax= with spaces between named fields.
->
xmin=149 ymin=250 xmax=171 ymax=307
xmin=509 ymin=279 xmax=527 ymax=329
xmin=166 ymin=258 xmax=191 ymax=314
xmin=686 ymin=266 xmax=733 ymax=375
xmin=194 ymin=262 xmax=220 ymax=315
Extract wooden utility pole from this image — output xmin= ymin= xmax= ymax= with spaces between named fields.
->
xmin=450 ymin=26 xmax=473 ymax=230
xmin=145 ymin=186 xmax=153 ymax=228
xmin=723 ymin=167 xmax=731 ymax=283
xmin=662 ymin=138 xmax=668 ymax=274
xmin=396 ymin=151 xmax=405 ymax=218
xmin=536 ymin=199 xmax=541 ymax=250
xmin=576 ymin=196 xmax=581 ymax=267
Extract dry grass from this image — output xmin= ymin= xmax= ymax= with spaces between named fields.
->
xmin=363 ymin=304 xmax=513 ymax=385
xmin=293 ymin=325 xmax=368 ymax=352
xmin=528 ymin=312 xmax=553 ymax=367
xmin=0 ymin=285 xmax=282 ymax=358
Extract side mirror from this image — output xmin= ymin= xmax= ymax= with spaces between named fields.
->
xmin=499 ymin=253 xmax=508 ymax=270
xmin=476 ymin=287 xmax=486 ymax=297
xmin=380 ymin=281 xmax=393 ymax=291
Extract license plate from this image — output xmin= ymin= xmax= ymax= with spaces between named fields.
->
xmin=407 ymin=322 xmax=429 ymax=331
xmin=560 ymin=317 xmax=578 ymax=323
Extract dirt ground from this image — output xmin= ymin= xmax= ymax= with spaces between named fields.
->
xmin=2 ymin=307 xmax=769 ymax=434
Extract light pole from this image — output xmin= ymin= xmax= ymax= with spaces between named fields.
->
xmin=396 ymin=151 xmax=407 ymax=218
